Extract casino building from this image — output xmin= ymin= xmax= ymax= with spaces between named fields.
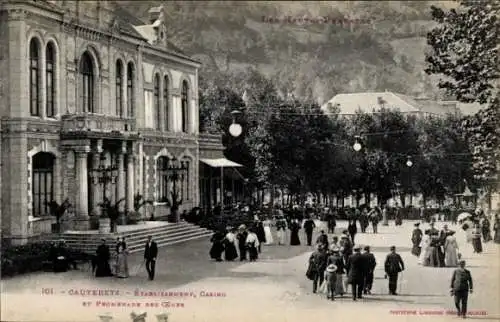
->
xmin=0 ymin=1 xmax=235 ymax=245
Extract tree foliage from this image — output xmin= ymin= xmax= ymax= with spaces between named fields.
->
xmin=425 ymin=1 xmax=499 ymax=104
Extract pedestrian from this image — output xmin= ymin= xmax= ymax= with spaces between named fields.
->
xmin=346 ymin=246 xmax=366 ymax=301
xmin=276 ymin=216 xmax=287 ymax=245
xmin=329 ymin=236 xmax=339 ymax=251
xmin=493 ymin=215 xmax=500 ymax=244
xmin=290 ymin=219 xmax=301 ymax=245
xmin=369 ymin=207 xmax=381 ymax=233
xmin=246 ymin=228 xmax=260 ymax=261
xmin=255 ymin=220 xmax=266 ymax=253
xmin=316 ymin=230 xmax=328 ymax=249
xmin=444 ymin=231 xmax=459 ymax=267
xmin=348 ymin=220 xmax=357 ymax=245
xmin=95 ymin=238 xmax=112 ymax=277
xmin=325 ymin=263 xmax=338 ymax=301
xmin=309 ymin=244 xmax=328 ymax=293
xmin=304 ymin=216 xmax=316 ymax=246
xmin=209 ymin=230 xmax=225 ymax=262
xmin=384 ymin=246 xmax=405 ymax=295
xmin=471 ymin=223 xmax=483 ymax=253
xmin=411 ymin=223 xmax=423 ymax=257
xmin=237 ymin=225 xmax=248 ymax=261
xmin=450 ymin=260 xmax=473 ymax=318
xmin=224 ymin=227 xmax=238 ymax=261
xmin=144 ymin=235 xmax=158 ymax=280
xmin=362 ymin=246 xmax=376 ymax=295
xmin=481 ymin=217 xmax=492 ymax=242
xmin=328 ymin=212 xmax=337 ymax=234
xmin=328 ymin=248 xmax=345 ymax=296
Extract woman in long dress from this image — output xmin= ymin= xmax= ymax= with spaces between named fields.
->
xmin=290 ymin=219 xmax=301 ymax=246
xmin=95 ymin=239 xmax=112 ymax=277
xmin=419 ymin=234 xmax=431 ymax=266
xmin=224 ymin=228 xmax=238 ymax=261
xmin=444 ymin=232 xmax=459 ymax=267
xmin=115 ymin=244 xmax=129 ymax=278
xmin=471 ymin=223 xmax=483 ymax=253
xmin=246 ymin=228 xmax=260 ymax=261
xmin=493 ymin=216 xmax=500 ymax=244
xmin=276 ymin=216 xmax=287 ymax=245
xmin=263 ymin=218 xmax=274 ymax=245
xmin=210 ymin=231 xmax=225 ymax=261
xmin=328 ymin=249 xmax=345 ymax=296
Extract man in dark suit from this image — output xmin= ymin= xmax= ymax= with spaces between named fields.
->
xmin=316 ymin=230 xmax=329 ymax=249
xmin=384 ymin=246 xmax=405 ymax=295
xmin=144 ymin=235 xmax=158 ymax=280
xmin=346 ymin=246 xmax=366 ymax=300
xmin=362 ymin=246 xmax=376 ymax=295
xmin=303 ymin=217 xmax=316 ymax=246
xmin=450 ymin=260 xmax=473 ymax=318
xmin=309 ymin=244 xmax=328 ymax=293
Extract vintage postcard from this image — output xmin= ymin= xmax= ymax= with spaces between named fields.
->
xmin=1 ymin=1 xmax=499 ymax=321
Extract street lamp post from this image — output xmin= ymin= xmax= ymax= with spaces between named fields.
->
xmin=229 ymin=109 xmax=243 ymax=138
xmin=90 ymin=154 xmax=119 ymax=231
xmin=166 ymin=157 xmax=188 ymax=223
xmin=406 ymin=156 xmax=413 ymax=206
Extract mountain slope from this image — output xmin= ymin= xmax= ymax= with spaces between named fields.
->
xmin=120 ymin=1 xmax=457 ymax=103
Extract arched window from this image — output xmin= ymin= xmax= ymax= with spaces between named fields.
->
xmin=163 ymin=76 xmax=169 ymax=131
xmin=79 ymin=52 xmax=94 ymax=113
xmin=46 ymin=43 xmax=55 ymax=118
xmin=115 ymin=60 xmax=123 ymax=116
xmin=29 ymin=39 xmax=40 ymax=116
xmin=127 ymin=63 xmax=134 ymax=117
xmin=181 ymin=81 xmax=189 ymax=133
xmin=156 ymin=156 xmax=169 ymax=202
xmin=32 ymin=152 xmax=55 ymax=217
xmin=153 ymin=74 xmax=161 ymax=130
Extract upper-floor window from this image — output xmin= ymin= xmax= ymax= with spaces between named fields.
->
xmin=153 ymin=74 xmax=161 ymax=130
xmin=29 ymin=39 xmax=40 ymax=116
xmin=45 ymin=43 xmax=55 ymax=118
xmin=79 ymin=52 xmax=95 ymax=113
xmin=127 ymin=63 xmax=134 ymax=118
xmin=163 ymin=76 xmax=169 ymax=131
xmin=181 ymin=80 xmax=189 ymax=133
xmin=116 ymin=60 xmax=123 ymax=117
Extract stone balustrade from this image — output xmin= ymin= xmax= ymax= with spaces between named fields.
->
xmin=61 ymin=114 xmax=136 ymax=133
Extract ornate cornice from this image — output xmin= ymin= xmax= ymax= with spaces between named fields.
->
xmin=6 ymin=8 xmax=28 ymax=21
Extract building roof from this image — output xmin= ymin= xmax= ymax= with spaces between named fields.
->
xmin=321 ymin=91 xmax=455 ymax=116
xmin=456 ymin=102 xmax=484 ymax=116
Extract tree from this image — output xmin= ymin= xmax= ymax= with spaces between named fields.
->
xmin=425 ymin=1 xmax=499 ymax=104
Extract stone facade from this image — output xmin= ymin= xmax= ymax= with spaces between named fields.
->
xmin=0 ymin=1 xmax=222 ymax=244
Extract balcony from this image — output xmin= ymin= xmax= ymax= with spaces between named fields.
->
xmin=60 ymin=113 xmax=137 ymax=140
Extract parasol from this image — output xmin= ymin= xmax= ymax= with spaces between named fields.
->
xmin=457 ymin=212 xmax=472 ymax=222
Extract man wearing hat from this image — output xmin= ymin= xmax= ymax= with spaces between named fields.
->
xmin=411 ymin=223 xmax=423 ymax=257
xmin=362 ymin=246 xmax=376 ymax=295
xmin=450 ymin=260 xmax=473 ymax=318
xmin=346 ymin=246 xmax=367 ymax=300
xmin=384 ymin=246 xmax=405 ymax=295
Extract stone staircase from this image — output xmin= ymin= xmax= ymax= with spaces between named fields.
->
xmin=43 ymin=221 xmax=213 ymax=254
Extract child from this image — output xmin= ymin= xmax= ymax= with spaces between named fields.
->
xmin=325 ymin=263 xmax=338 ymax=301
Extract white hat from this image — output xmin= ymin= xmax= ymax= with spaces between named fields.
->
xmin=326 ymin=264 xmax=337 ymax=273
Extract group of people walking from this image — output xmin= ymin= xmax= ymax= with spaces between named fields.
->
xmin=209 ymin=218 xmax=274 ymax=262
xmin=306 ymin=230 xmax=405 ymax=301
xmin=92 ymin=235 xmax=158 ymax=280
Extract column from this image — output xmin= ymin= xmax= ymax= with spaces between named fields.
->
xmin=158 ymin=77 xmax=165 ymax=131
xmin=117 ymin=142 xmax=126 ymax=224
xmin=126 ymin=150 xmax=135 ymax=213
xmin=75 ymin=146 xmax=90 ymax=230
xmin=91 ymin=139 xmax=102 ymax=215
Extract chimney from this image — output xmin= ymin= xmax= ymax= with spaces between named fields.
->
xmin=148 ymin=6 xmax=163 ymax=24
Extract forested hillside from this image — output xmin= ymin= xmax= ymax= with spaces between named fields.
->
xmin=120 ymin=1 xmax=458 ymax=103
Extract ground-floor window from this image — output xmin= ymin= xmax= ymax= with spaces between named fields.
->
xmin=32 ymin=152 xmax=55 ymax=216
xmin=156 ymin=156 xmax=169 ymax=202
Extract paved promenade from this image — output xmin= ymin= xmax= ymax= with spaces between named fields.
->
xmin=1 ymin=220 xmax=499 ymax=322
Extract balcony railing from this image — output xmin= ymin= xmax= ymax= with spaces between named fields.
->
xmin=61 ymin=113 xmax=136 ymax=133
